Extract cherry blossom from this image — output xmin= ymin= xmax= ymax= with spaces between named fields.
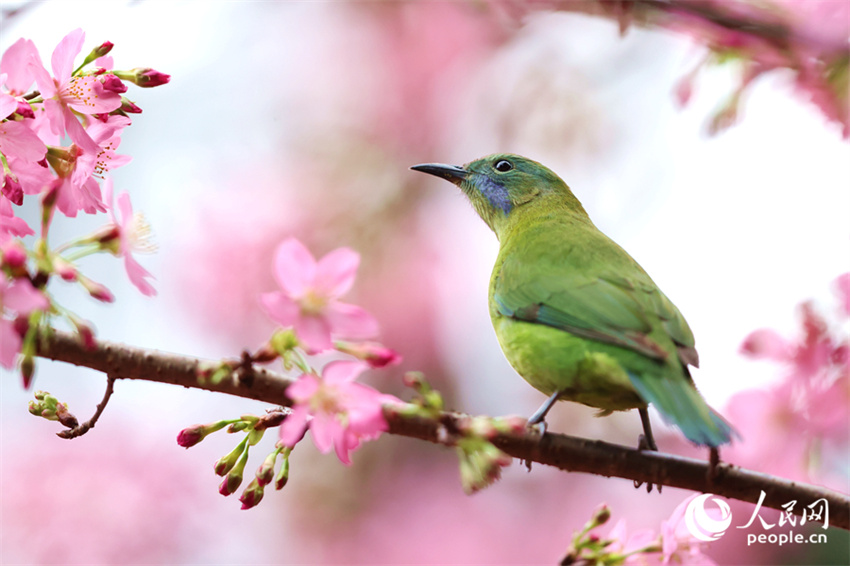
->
xmin=27 ymin=28 xmax=121 ymax=155
xmin=279 ymin=360 xmax=396 ymax=464
xmin=102 ymin=178 xmax=156 ymax=296
xmin=261 ymin=237 xmax=379 ymax=352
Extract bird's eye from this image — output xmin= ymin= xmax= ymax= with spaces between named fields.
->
xmin=494 ymin=159 xmax=513 ymax=172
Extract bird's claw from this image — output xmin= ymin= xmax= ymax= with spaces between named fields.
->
xmin=634 ymin=434 xmax=662 ymax=494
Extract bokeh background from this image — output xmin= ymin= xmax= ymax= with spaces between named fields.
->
xmin=1 ymin=1 xmax=848 ymax=564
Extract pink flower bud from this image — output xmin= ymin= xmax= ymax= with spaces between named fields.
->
xmin=131 ymin=67 xmax=170 ymax=88
xmin=79 ymin=276 xmax=115 ymax=303
xmin=218 ymin=470 xmax=243 ymax=496
xmin=1 ymin=240 xmax=27 ymax=269
xmin=100 ymin=74 xmax=127 ymax=94
xmin=20 ymin=356 xmax=34 ymax=389
xmin=255 ymin=452 xmax=277 ymax=486
xmin=53 ymin=257 xmax=78 ymax=281
xmin=94 ymin=41 xmax=114 ymax=58
xmin=177 ymin=424 xmax=207 ymax=448
xmin=239 ymin=478 xmax=265 ymax=509
xmin=120 ymin=97 xmax=142 ymax=114
xmin=15 ymin=100 xmax=34 ymax=119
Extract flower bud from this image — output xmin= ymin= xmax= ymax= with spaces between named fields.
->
xmin=218 ymin=450 xmax=248 ymax=496
xmin=87 ymin=41 xmax=114 ymax=63
xmin=56 ymin=403 xmax=79 ymax=429
xmin=53 ymin=257 xmax=78 ymax=281
xmin=274 ymin=454 xmax=290 ymax=490
xmin=20 ymin=355 xmax=35 ymax=389
xmin=336 ymin=341 xmax=402 ymax=368
xmin=100 ymin=74 xmax=127 ymax=94
xmin=177 ymin=424 xmax=208 ymax=448
xmin=218 ymin=471 xmax=243 ymax=497
xmin=239 ymin=478 xmax=265 ymax=509
xmin=117 ymin=67 xmax=171 ymax=88
xmin=590 ymin=504 xmax=611 ymax=528
xmin=255 ymin=451 xmax=278 ymax=486
xmin=214 ymin=442 xmax=245 ymax=476
xmin=15 ymin=100 xmax=34 ymax=119
xmin=119 ymin=97 xmax=143 ymax=114
xmin=457 ymin=437 xmax=512 ymax=495
xmin=1 ymin=239 xmax=27 ymax=269
xmin=78 ymin=275 xmax=115 ymax=303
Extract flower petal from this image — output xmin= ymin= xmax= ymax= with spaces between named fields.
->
xmin=308 ymin=413 xmax=337 ymax=454
xmin=294 ymin=315 xmax=332 ymax=353
xmin=116 ymin=190 xmax=133 ymax=230
xmin=325 ymin=301 xmax=379 ymax=339
xmin=260 ymin=292 xmax=300 ymax=327
xmin=315 ymin=247 xmax=359 ymax=298
xmin=273 ymin=237 xmax=316 ymax=297
xmin=1 ymin=38 xmax=40 ymax=94
xmin=4 ymin=279 xmax=48 ymax=313
xmin=123 ymin=254 xmax=157 ymax=297
xmin=333 ymin=427 xmax=358 ymax=465
xmin=0 ymin=320 xmax=22 ymax=369
xmin=286 ymin=374 xmax=320 ymax=402
xmin=739 ymin=329 xmax=790 ymax=361
xmin=322 ymin=360 xmax=368 ymax=385
xmin=279 ymin=405 xmax=310 ymax=447
xmin=51 ymin=28 xmax=84 ymax=83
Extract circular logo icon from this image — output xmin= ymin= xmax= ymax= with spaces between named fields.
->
xmin=685 ymin=493 xmax=733 ymax=541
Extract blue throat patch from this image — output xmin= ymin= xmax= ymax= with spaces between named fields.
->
xmin=476 ymin=177 xmax=512 ymax=214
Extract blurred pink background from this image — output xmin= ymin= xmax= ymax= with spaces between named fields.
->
xmin=1 ymin=1 xmax=847 ymax=564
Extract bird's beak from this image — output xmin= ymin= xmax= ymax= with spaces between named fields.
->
xmin=410 ymin=163 xmax=469 ymax=186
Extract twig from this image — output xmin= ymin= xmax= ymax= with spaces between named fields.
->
xmin=35 ymin=330 xmax=850 ymax=530
xmin=56 ymin=374 xmax=116 ymax=439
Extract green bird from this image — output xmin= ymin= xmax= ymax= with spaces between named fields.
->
xmin=412 ymin=154 xmax=736 ymax=448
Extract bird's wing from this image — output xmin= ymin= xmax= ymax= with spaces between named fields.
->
xmin=494 ymin=254 xmax=697 ymax=366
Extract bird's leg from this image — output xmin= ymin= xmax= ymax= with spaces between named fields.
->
xmin=527 ymin=390 xmax=561 ymax=435
xmin=634 ymin=407 xmax=662 ymax=493
xmin=707 ymin=447 xmax=720 ymax=487
xmin=638 ymin=407 xmax=658 ymax=451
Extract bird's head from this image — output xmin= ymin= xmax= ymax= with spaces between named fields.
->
xmin=411 ymin=153 xmax=586 ymax=236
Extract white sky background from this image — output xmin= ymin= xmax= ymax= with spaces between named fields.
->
xmin=1 ymin=1 xmax=848 ymax=562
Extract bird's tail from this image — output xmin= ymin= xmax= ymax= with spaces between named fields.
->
xmin=627 ymin=372 xmax=738 ymax=447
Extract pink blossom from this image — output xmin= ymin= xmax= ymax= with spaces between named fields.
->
xmin=279 ymin=360 xmax=396 ymax=465
xmin=103 ymin=178 xmax=156 ymax=296
xmin=261 ymin=237 xmax=379 ymax=352
xmin=27 ymin=29 xmax=121 ymax=154
xmin=0 ymin=277 xmax=49 ymax=368
xmin=46 ymin=115 xmax=130 ymax=217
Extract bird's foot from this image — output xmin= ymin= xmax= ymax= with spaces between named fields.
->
xmin=634 ymin=408 xmax=662 ymax=493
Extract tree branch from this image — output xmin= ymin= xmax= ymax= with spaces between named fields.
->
xmin=35 ymin=331 xmax=849 ymax=530
xmin=554 ymin=0 xmax=848 ymax=56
